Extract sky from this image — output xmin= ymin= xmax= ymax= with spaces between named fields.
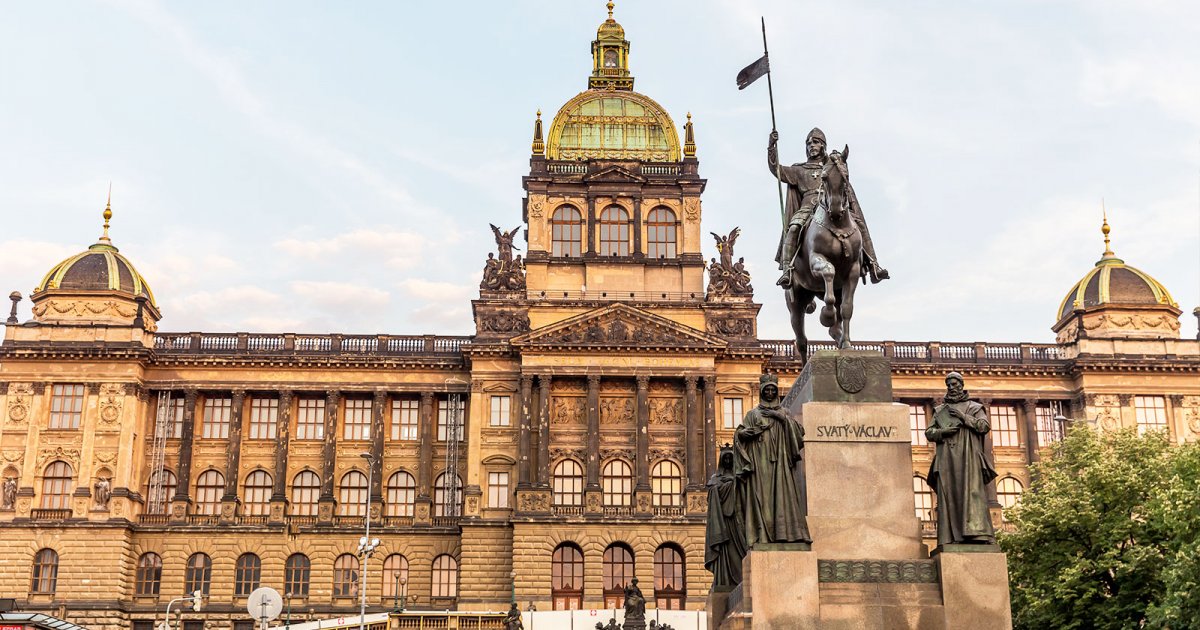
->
xmin=1 ymin=0 xmax=1198 ymax=343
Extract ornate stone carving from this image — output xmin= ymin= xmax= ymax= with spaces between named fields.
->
xmin=2 ymin=450 xmax=24 ymax=464
xmin=1181 ymin=396 xmax=1200 ymax=435
xmin=6 ymin=383 xmax=33 ymax=424
xmin=550 ymin=447 xmax=586 ymax=463
xmin=650 ymin=448 xmax=684 ymax=463
xmin=553 ymin=380 xmax=587 ymax=395
xmin=478 ymin=310 xmax=531 ymax=334
xmin=648 ymin=399 xmax=682 ymax=425
xmin=648 ymin=380 xmax=681 ymax=395
xmin=98 ymin=383 xmax=125 ymax=426
xmin=528 ymin=197 xmax=545 ymax=219
xmin=601 ymin=380 xmax=634 ymax=395
xmin=706 ymin=228 xmax=753 ymax=297
xmin=707 ymin=317 xmax=754 ymax=337
xmin=600 ymin=398 xmax=635 ymax=425
xmin=600 ymin=449 xmax=636 ymax=462
xmin=517 ymin=489 xmax=550 ymax=512
xmin=92 ymin=477 xmax=112 ymax=510
xmin=34 ymin=299 xmax=138 ymax=319
xmin=687 ymin=492 xmax=708 ymax=513
xmin=551 ymin=398 xmax=585 ymax=425
xmin=519 ymin=306 xmax=718 ymax=349
xmin=817 ymin=560 xmax=938 ymax=583
xmin=683 ymin=197 xmax=700 ymax=221
xmin=835 ymin=355 xmax=868 ymax=394
xmin=94 ymin=451 xmax=117 ymax=465
xmin=480 ymin=224 xmax=526 ymax=291
xmin=37 ymin=447 xmax=81 ymax=469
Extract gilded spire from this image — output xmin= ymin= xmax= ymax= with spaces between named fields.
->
xmin=683 ymin=112 xmax=696 ymax=157
xmin=531 ymin=109 xmax=545 ymax=156
xmin=1096 ymin=201 xmax=1122 ymax=265
xmin=99 ymin=183 xmax=113 ymax=244
xmin=607 ymin=1 xmax=614 ymax=20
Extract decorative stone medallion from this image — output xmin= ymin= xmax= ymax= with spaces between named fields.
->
xmin=835 ymin=356 xmax=868 ymax=394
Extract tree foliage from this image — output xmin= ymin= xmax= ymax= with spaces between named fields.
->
xmin=1000 ymin=426 xmax=1200 ymax=630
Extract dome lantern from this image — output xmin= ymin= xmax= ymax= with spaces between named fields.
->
xmin=589 ymin=2 xmax=633 ymax=91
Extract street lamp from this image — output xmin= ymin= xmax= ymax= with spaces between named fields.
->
xmin=510 ymin=569 xmax=517 ymax=605
xmin=284 ymin=590 xmax=292 ymax=628
xmin=358 ymin=452 xmax=380 ymax=630
xmin=393 ymin=575 xmax=408 ymax=613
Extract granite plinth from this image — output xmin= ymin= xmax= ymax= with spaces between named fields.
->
xmin=785 ymin=350 xmax=893 ymax=405
xmin=936 ymin=549 xmax=1013 ymax=630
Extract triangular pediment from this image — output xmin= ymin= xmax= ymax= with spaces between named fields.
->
xmin=511 ymin=303 xmax=726 ymax=351
xmin=583 ymin=165 xmax=646 ymax=183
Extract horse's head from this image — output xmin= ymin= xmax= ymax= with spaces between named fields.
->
xmin=820 ymin=145 xmax=851 ymax=220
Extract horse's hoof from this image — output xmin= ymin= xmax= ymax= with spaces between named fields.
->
xmin=819 ymin=306 xmax=836 ymax=327
xmin=805 ymin=302 xmax=816 ymax=314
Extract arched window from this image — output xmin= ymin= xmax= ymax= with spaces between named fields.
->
xmin=195 ymin=470 xmax=224 ymax=515
xmin=551 ymin=206 xmax=583 ymax=257
xmin=997 ymin=477 xmax=1024 ymax=520
xmin=654 ymin=544 xmax=686 ymax=609
xmin=913 ymin=475 xmax=934 ymax=523
xmin=650 ymin=460 xmax=683 ymax=507
xmin=551 ymin=543 xmax=584 ymax=610
xmin=235 ymin=553 xmax=262 ymax=597
xmin=598 ymin=206 xmax=630 ymax=256
xmin=285 ymin=553 xmax=311 ymax=597
xmin=383 ymin=554 xmax=409 ymax=601
xmin=601 ymin=459 xmax=634 ymax=507
xmin=552 ymin=460 xmax=585 ymax=507
xmin=386 ymin=471 xmax=416 ymax=517
xmin=646 ymin=207 xmax=678 ymax=259
xmin=339 ymin=470 xmax=368 ymax=516
xmin=602 ymin=543 xmax=635 ymax=609
xmin=135 ymin=552 xmax=162 ymax=596
xmin=431 ymin=555 xmax=458 ymax=599
xmin=40 ymin=461 xmax=74 ymax=510
xmin=291 ymin=471 xmax=320 ymax=516
xmin=30 ymin=548 xmax=58 ymax=594
xmin=243 ymin=470 xmax=273 ymax=516
xmin=434 ymin=472 xmax=463 ymax=517
xmin=184 ymin=553 xmax=212 ymax=596
xmin=333 ymin=554 xmax=359 ymax=598
xmin=146 ymin=469 xmax=177 ymax=514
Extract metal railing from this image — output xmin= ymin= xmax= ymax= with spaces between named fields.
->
xmin=153 ymin=333 xmax=467 ymax=357
xmin=527 ymin=289 xmax=704 ymax=302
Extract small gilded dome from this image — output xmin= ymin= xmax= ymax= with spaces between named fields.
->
xmin=597 ymin=2 xmax=625 ymax=40
xmin=1056 ymin=217 xmax=1176 ymax=322
xmin=547 ymin=90 xmax=680 ymax=162
xmin=33 ymin=201 xmax=157 ymax=308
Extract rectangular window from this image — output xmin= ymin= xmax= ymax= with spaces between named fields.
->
xmin=1134 ymin=396 xmax=1168 ymax=435
xmin=488 ymin=471 xmax=510 ymax=509
xmin=490 ymin=395 xmax=511 ymax=427
xmin=165 ymin=397 xmax=185 ymax=438
xmin=296 ymin=398 xmax=325 ymax=441
xmin=722 ymin=397 xmax=744 ymax=430
xmin=1035 ymin=405 xmax=1065 ymax=445
xmin=391 ymin=398 xmax=419 ymax=441
xmin=248 ymin=397 xmax=278 ymax=440
xmin=49 ymin=384 xmax=85 ymax=429
xmin=201 ymin=396 xmax=232 ymax=439
xmin=437 ymin=397 xmax=465 ymax=442
xmin=990 ymin=404 xmax=1020 ymax=448
xmin=343 ymin=398 xmax=371 ymax=441
xmin=909 ymin=403 xmax=929 ymax=446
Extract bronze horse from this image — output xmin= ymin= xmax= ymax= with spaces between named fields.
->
xmin=783 ymin=147 xmax=863 ymax=362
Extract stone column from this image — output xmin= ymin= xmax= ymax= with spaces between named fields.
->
xmin=272 ymin=391 xmax=292 ymax=500
xmin=586 ymin=374 xmax=601 ymax=488
xmin=171 ymin=389 xmax=199 ymax=511
xmin=635 ymin=375 xmax=650 ymax=489
xmin=370 ymin=390 xmax=387 ymax=502
xmin=1021 ymin=399 xmax=1040 ymax=464
xmin=632 ymin=196 xmax=643 ymax=255
xmin=318 ymin=390 xmax=339 ymax=522
xmin=703 ymin=375 xmax=717 ymax=477
xmin=222 ymin=389 xmax=246 ymax=501
xmin=683 ymin=376 xmax=702 ymax=487
xmin=415 ymin=392 xmax=435 ymax=524
xmin=517 ymin=376 xmax=533 ymax=487
xmin=537 ymin=375 xmax=552 ymax=486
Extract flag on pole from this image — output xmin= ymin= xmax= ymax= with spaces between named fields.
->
xmin=736 ymin=54 xmax=770 ymax=90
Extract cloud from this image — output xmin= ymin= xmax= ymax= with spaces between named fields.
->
xmin=0 ymin=239 xmax=78 ymax=293
xmin=289 ymin=281 xmax=390 ymax=307
xmin=275 ymin=229 xmax=425 ymax=269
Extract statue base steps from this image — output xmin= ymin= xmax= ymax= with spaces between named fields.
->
xmin=708 ymin=351 xmax=1013 ymax=630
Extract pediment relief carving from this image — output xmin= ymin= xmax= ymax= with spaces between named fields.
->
xmin=512 ymin=304 xmax=725 ymax=350
xmin=583 ymin=165 xmax=646 ymax=183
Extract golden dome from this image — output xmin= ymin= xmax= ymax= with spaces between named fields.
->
xmin=546 ymin=90 xmax=680 ymax=162
xmin=34 ymin=202 xmax=157 ymax=308
xmin=597 ymin=2 xmax=625 ymax=40
xmin=1056 ymin=216 xmax=1175 ymax=323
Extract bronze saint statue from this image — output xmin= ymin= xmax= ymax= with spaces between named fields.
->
xmin=705 ymin=447 xmax=747 ymax=588
xmin=734 ymin=374 xmax=811 ymax=546
xmin=769 ymin=129 xmax=887 ymax=286
xmin=925 ymin=372 xmax=997 ymax=546
xmin=502 ymin=602 xmax=523 ymax=630
xmin=622 ymin=577 xmax=646 ymax=628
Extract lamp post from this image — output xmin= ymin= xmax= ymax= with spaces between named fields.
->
xmin=358 ymin=452 xmax=380 ymax=630
xmin=393 ymin=575 xmax=408 ymax=613
xmin=284 ymin=590 xmax=292 ymax=628
xmin=510 ymin=569 xmax=517 ymax=605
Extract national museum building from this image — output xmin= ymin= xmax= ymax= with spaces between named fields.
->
xmin=1 ymin=7 xmax=1197 ymax=630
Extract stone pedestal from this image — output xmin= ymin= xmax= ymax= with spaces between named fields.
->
xmin=934 ymin=546 xmax=1013 ymax=630
xmin=709 ymin=351 xmax=1013 ymax=629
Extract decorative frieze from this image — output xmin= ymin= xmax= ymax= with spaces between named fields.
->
xmin=817 ymin=559 xmax=938 ymax=583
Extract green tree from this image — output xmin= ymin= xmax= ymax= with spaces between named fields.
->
xmin=1000 ymin=426 xmax=1200 ymax=630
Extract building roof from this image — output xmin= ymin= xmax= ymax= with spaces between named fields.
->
xmin=1057 ymin=216 xmax=1176 ymax=323
xmin=33 ymin=201 xmax=157 ymax=308
xmin=546 ymin=90 xmax=680 ymax=162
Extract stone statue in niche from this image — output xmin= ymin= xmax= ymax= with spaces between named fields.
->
xmin=93 ymin=477 xmax=112 ymax=510
xmin=925 ymin=371 xmax=997 ymax=546
xmin=734 ymin=374 xmax=811 ymax=546
xmin=481 ymin=224 xmax=526 ymax=291
xmin=2 ymin=476 xmax=16 ymax=509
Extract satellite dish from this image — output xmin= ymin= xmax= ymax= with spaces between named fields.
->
xmin=247 ymin=587 xmax=283 ymax=623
